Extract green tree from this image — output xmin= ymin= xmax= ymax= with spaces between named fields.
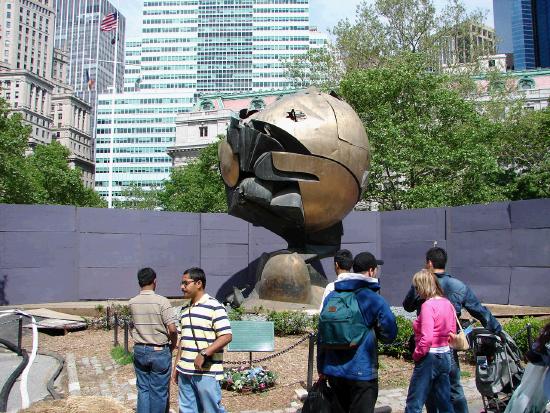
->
xmin=0 ymin=97 xmax=105 ymax=207
xmin=28 ymin=141 xmax=106 ymax=207
xmin=497 ymin=107 xmax=550 ymax=200
xmin=285 ymin=0 xmax=491 ymax=89
xmin=0 ymin=99 xmax=44 ymax=204
xmin=331 ymin=0 xmax=489 ymax=72
xmin=341 ymin=54 xmax=505 ymax=210
xmin=159 ymin=140 xmax=227 ymax=213
xmin=113 ymin=183 xmax=163 ymax=210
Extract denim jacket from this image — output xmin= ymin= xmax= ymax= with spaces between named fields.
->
xmin=318 ymin=278 xmax=397 ymax=381
xmin=402 ymin=272 xmax=502 ymax=333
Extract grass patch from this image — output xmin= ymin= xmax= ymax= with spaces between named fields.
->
xmin=111 ymin=346 xmax=133 ymax=365
xmin=460 ymin=370 xmax=472 ymax=378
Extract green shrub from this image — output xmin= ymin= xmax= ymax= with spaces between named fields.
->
xmin=228 ymin=306 xmax=244 ymax=321
xmin=503 ymin=316 xmax=547 ymax=355
xmin=267 ymin=310 xmax=312 ymax=336
xmin=95 ymin=304 xmax=105 ymax=316
xmin=111 ymin=346 xmax=134 ymax=365
xmin=378 ymin=315 xmax=414 ymax=359
xmin=309 ymin=313 xmax=319 ymax=333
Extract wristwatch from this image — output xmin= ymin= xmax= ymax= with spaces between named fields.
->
xmin=200 ymin=350 xmax=208 ymax=357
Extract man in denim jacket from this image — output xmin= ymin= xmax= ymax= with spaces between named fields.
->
xmin=403 ymin=247 xmax=502 ymax=413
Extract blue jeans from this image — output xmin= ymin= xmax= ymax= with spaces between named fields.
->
xmin=178 ymin=373 xmax=225 ymax=413
xmin=405 ymin=352 xmax=453 ymax=413
xmin=426 ymin=350 xmax=468 ymax=413
xmin=133 ymin=345 xmax=171 ymax=413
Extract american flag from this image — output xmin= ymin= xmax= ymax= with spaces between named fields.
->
xmin=100 ymin=12 xmax=118 ymax=32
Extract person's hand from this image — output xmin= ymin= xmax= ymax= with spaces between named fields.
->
xmin=194 ymin=353 xmax=205 ymax=370
xmin=171 ymin=368 xmax=178 ymax=385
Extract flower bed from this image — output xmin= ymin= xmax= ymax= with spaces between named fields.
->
xmin=221 ymin=366 xmax=277 ymax=393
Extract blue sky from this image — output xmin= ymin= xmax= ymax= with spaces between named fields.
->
xmin=117 ymin=0 xmax=494 ymax=40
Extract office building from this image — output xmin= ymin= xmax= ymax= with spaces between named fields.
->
xmin=51 ymin=48 xmax=95 ymax=188
xmin=494 ymin=0 xmax=550 ymax=70
xmin=168 ymin=89 xmax=300 ymax=167
xmin=0 ymin=0 xmax=56 ymax=146
xmin=95 ymin=0 xmax=327 ymax=207
xmin=494 ymin=0 xmax=514 ymax=54
xmin=54 ymin=0 xmax=126 ymax=102
xmin=439 ymin=22 xmax=496 ymax=68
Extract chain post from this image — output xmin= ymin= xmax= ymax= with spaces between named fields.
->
xmin=106 ymin=306 xmax=111 ymax=330
xmin=114 ymin=313 xmax=119 ymax=347
xmin=17 ymin=316 xmax=23 ymax=356
xmin=124 ymin=320 xmax=129 ymax=353
xmin=306 ymin=332 xmax=315 ymax=391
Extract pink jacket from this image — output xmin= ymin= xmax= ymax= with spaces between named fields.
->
xmin=412 ymin=297 xmax=457 ymax=362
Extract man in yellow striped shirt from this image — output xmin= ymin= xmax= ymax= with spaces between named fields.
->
xmin=171 ymin=267 xmax=232 ymax=413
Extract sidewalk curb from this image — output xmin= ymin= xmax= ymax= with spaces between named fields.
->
xmin=66 ymin=353 xmax=81 ymax=396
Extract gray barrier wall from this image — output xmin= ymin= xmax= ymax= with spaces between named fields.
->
xmin=1 ymin=199 xmax=549 ymax=306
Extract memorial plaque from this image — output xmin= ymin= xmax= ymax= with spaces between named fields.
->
xmin=227 ymin=321 xmax=275 ymax=352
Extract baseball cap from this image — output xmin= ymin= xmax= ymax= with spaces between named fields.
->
xmin=353 ymin=252 xmax=384 ymax=273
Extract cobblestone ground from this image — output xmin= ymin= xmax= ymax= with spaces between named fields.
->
xmin=67 ymin=351 xmax=483 ymax=413
xmin=68 ymin=353 xmax=138 ymax=407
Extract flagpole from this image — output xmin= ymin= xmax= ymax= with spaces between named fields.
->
xmin=107 ymin=4 xmax=119 ymax=208
xmin=91 ymin=0 xmax=102 ymax=189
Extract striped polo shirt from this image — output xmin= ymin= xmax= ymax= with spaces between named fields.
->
xmin=129 ymin=290 xmax=176 ymax=346
xmin=176 ymin=294 xmax=231 ymax=380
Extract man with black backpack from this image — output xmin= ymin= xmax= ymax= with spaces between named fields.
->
xmin=317 ymin=252 xmax=397 ymax=413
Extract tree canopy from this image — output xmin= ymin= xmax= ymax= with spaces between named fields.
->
xmin=0 ymin=98 xmax=106 ymax=207
xmin=341 ymin=54 xmax=506 ymax=210
xmin=158 ymin=139 xmax=227 ymax=213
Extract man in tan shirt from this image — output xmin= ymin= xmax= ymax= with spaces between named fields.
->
xmin=129 ymin=267 xmax=177 ymax=413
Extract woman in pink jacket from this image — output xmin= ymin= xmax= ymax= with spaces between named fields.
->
xmin=404 ymin=269 xmax=457 ymax=413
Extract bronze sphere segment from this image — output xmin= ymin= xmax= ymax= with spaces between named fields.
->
xmin=257 ymin=252 xmax=311 ymax=304
xmin=218 ymin=140 xmax=240 ymax=188
xmin=270 ymin=152 xmax=359 ymax=233
xmin=250 ymin=88 xmax=370 ymax=185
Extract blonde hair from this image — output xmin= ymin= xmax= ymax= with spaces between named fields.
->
xmin=413 ymin=269 xmax=444 ymax=299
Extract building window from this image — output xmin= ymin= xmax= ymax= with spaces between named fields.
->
xmin=518 ymin=77 xmax=535 ymax=90
xmin=200 ymin=100 xmax=214 ymax=110
xmin=199 ymin=126 xmax=208 ymax=137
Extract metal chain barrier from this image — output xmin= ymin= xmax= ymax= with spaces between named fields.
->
xmin=224 ymin=333 xmax=311 ymax=365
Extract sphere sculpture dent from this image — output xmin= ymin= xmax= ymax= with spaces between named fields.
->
xmin=219 ymin=88 xmax=370 ymax=304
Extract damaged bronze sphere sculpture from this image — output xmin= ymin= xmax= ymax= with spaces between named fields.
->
xmin=219 ymin=88 xmax=370 ymax=303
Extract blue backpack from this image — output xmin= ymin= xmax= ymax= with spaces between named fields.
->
xmin=318 ymin=289 xmax=369 ymax=349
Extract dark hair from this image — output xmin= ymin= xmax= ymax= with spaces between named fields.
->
xmin=353 ymin=252 xmax=383 ymax=273
xmin=334 ymin=249 xmax=353 ymax=271
xmin=137 ymin=267 xmax=156 ymax=287
xmin=184 ymin=267 xmax=206 ymax=288
xmin=426 ymin=247 xmax=447 ymax=269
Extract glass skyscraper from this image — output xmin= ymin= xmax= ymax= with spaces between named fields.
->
xmin=495 ymin=0 xmax=550 ymax=70
xmin=54 ymin=0 xmax=126 ymax=102
xmin=534 ymin=0 xmax=550 ymax=68
xmin=95 ymin=0 xmax=326 ymax=207
xmin=512 ymin=0 xmax=536 ymax=69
